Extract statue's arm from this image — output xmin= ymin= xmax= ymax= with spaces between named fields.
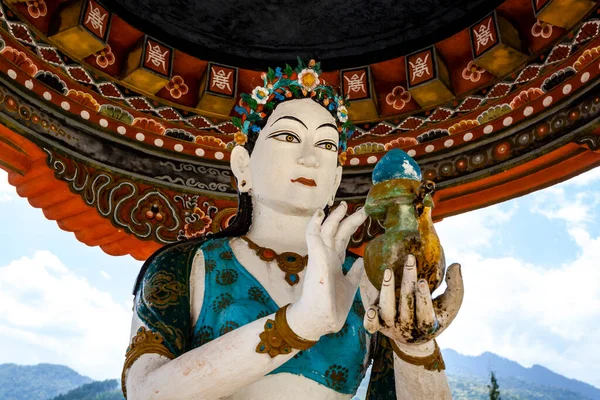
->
xmin=124 ymin=249 xmax=299 ymax=400
xmin=391 ymin=341 xmax=452 ymax=399
xmin=359 ymin=271 xmax=453 ymax=400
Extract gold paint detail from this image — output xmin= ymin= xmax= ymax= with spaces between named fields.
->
xmin=473 ymin=15 xmax=528 ymax=77
xmin=256 ymin=304 xmax=317 ymax=358
xmin=121 ymin=327 xmax=175 ymax=398
xmin=390 ymin=339 xmax=446 ymax=372
xmin=143 ymin=271 xmax=188 ymax=309
xmin=536 ymin=0 xmax=595 ymax=30
xmin=47 ymin=0 xmax=106 ymax=59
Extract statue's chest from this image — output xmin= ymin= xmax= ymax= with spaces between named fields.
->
xmin=190 ymin=238 xmax=369 ymax=395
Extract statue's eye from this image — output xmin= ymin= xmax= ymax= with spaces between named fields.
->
xmin=316 ymin=140 xmax=338 ymax=152
xmin=270 ymin=132 xmax=301 ymax=143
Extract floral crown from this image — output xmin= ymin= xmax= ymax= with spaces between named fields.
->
xmin=231 ymin=58 xmax=355 ymax=164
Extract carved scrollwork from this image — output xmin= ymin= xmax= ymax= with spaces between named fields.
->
xmin=43 ymin=149 xmax=233 ymax=244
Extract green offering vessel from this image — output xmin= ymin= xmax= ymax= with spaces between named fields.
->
xmin=364 ymin=149 xmax=446 ymax=292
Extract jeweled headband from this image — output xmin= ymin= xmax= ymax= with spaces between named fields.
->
xmin=231 ymin=58 xmax=355 ymax=165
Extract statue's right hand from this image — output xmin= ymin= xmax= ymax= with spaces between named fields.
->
xmin=287 ymin=203 xmax=367 ymax=341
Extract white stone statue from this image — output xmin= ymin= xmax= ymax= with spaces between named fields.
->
xmin=122 ymin=61 xmax=464 ymax=400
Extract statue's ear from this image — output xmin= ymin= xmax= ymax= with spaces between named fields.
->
xmin=230 ymin=146 xmax=252 ymax=193
xmin=328 ymin=165 xmax=343 ymax=206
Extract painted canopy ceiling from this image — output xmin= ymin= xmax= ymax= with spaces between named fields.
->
xmin=0 ymin=0 xmax=599 ymax=260
xmin=102 ymin=0 xmax=505 ymax=69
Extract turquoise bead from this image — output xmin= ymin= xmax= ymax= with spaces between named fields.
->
xmin=372 ymin=148 xmax=422 ymax=184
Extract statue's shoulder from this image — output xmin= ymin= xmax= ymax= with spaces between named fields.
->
xmin=132 ymin=239 xmax=205 ymax=296
xmin=131 ymin=239 xmax=208 ymax=357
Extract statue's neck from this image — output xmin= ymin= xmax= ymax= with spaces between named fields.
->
xmin=244 ymin=198 xmax=311 ymax=256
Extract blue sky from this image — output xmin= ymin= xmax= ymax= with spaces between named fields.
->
xmin=0 ymin=167 xmax=599 ymax=388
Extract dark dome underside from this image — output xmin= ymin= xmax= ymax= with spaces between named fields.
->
xmin=103 ymin=0 xmax=505 ymax=69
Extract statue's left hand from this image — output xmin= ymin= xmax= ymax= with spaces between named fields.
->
xmin=364 ymin=255 xmax=464 ymax=344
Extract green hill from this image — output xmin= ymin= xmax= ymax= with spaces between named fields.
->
xmin=443 ymin=349 xmax=600 ymax=400
xmin=0 ymin=364 xmax=91 ymax=400
xmin=448 ymin=374 xmax=592 ymax=400
xmin=50 ymin=380 xmax=124 ymax=400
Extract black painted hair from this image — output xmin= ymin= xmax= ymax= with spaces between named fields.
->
xmin=133 ymin=98 xmax=332 ymax=294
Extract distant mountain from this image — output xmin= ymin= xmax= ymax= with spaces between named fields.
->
xmin=448 ymin=374 xmax=592 ymax=400
xmin=0 ymin=363 xmax=91 ymax=400
xmin=4 ymin=351 xmax=600 ymax=400
xmin=50 ymin=379 xmax=124 ymax=400
xmin=442 ymin=349 xmax=600 ymax=400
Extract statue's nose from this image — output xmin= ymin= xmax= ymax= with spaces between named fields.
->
xmin=297 ymin=149 xmax=320 ymax=168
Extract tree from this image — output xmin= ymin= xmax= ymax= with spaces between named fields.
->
xmin=488 ymin=371 xmax=501 ymax=400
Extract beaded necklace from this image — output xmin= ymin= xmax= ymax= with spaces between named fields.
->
xmin=240 ymin=236 xmax=308 ymax=286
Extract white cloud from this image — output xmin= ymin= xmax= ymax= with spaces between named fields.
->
xmin=100 ymin=270 xmax=112 ymax=280
xmin=435 ymin=168 xmax=600 ymax=388
xmin=0 ymin=251 xmax=132 ymax=380
xmin=0 ymin=170 xmax=15 ymax=203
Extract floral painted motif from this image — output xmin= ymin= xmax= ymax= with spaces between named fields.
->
xmin=573 ymin=46 xmax=600 ymax=71
xmin=350 ymin=142 xmax=386 ymax=154
xmin=132 ymin=117 xmax=166 ymax=134
xmin=94 ymin=46 xmax=115 ymax=69
xmin=205 ymin=259 xmax=217 ymax=273
xmin=510 ymin=88 xmax=544 ymax=109
xmin=98 ymin=104 xmax=134 ymax=124
xmin=234 ymin=131 xmax=247 ymax=146
xmin=183 ymin=207 xmax=212 ymax=238
xmin=211 ymin=293 xmax=233 ymax=312
xmin=26 ymin=0 xmax=47 ymax=19
xmin=382 ymin=137 xmax=411 ymax=150
xmin=166 ymin=76 xmax=189 ymax=99
xmin=477 ymin=104 xmax=512 ymax=125
xmin=1 ymin=47 xmax=38 ymax=76
xmin=215 ymin=269 xmax=238 ymax=286
xmin=297 ymin=68 xmax=320 ymax=92
xmin=193 ymin=326 xmax=214 ymax=347
xmin=219 ymin=321 xmax=240 ymax=336
xmin=248 ymin=286 xmax=268 ymax=304
xmin=219 ymin=251 xmax=233 ymax=260
xmin=531 ymin=20 xmax=553 ymax=39
xmin=325 ymin=365 xmax=349 ymax=391
xmin=385 ymin=86 xmax=411 ymax=111
xmin=66 ymin=89 xmax=100 ymax=110
xmin=195 ymin=135 xmax=227 ymax=148
xmin=251 ymin=86 xmax=270 ymax=104
xmin=337 ymin=105 xmax=349 ymax=123
xmin=461 ymin=61 xmax=485 ymax=83
xmin=448 ymin=119 xmax=479 ymax=135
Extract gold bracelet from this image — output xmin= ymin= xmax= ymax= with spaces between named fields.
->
xmin=390 ymin=339 xmax=446 ymax=372
xmin=256 ymin=304 xmax=318 ymax=358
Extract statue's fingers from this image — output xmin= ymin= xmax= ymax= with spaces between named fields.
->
xmin=321 ymin=201 xmax=347 ymax=247
xmin=433 ymin=263 xmax=464 ymax=333
xmin=334 ymin=207 xmax=367 ymax=252
xmin=305 ymin=209 xmax=326 ymax=260
xmin=379 ymin=269 xmax=396 ymax=327
xmin=364 ymin=306 xmax=381 ymax=334
xmin=398 ymin=255 xmax=417 ymax=332
xmin=346 ymin=258 xmax=365 ymax=288
xmin=415 ymin=279 xmax=437 ymax=335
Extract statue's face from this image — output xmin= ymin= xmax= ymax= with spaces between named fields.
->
xmin=247 ymin=98 xmax=342 ymax=215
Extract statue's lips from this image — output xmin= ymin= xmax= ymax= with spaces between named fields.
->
xmin=291 ymin=177 xmax=317 ymax=187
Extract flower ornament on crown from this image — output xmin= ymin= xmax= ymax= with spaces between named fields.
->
xmin=231 ymin=58 xmax=355 ymax=165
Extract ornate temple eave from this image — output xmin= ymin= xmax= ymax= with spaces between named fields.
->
xmin=1 ymin=0 xmax=600 ymax=259
xmin=0 ymin=124 xmax=161 ymax=259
